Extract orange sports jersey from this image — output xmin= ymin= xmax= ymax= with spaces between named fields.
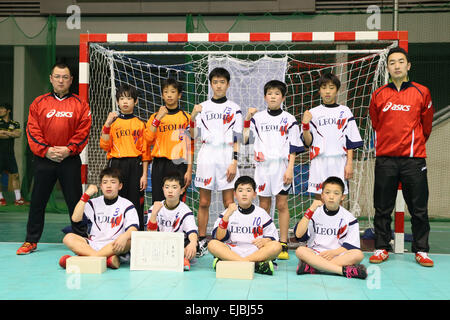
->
xmin=144 ymin=108 xmax=194 ymax=161
xmin=100 ymin=114 xmax=152 ymax=161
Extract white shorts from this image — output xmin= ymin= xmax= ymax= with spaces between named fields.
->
xmin=194 ymin=144 xmax=239 ymax=191
xmin=307 ymin=155 xmax=348 ymax=194
xmin=254 ymin=159 xmax=292 ymax=197
xmin=87 ymin=239 xmax=112 ymax=252
xmin=226 ymin=242 xmax=259 ymax=258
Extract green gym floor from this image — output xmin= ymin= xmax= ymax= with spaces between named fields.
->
xmin=1 ymin=206 xmax=450 ymax=302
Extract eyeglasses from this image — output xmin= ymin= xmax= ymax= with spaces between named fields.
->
xmin=52 ymin=74 xmax=71 ymax=80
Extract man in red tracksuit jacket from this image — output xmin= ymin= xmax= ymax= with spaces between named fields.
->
xmin=17 ymin=62 xmax=92 ymax=255
xmin=368 ymin=47 xmax=434 ymax=267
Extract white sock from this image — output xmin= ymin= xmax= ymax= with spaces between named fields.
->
xmin=14 ymin=189 xmax=21 ymax=201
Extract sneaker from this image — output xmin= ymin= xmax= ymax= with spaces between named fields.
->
xmin=415 ymin=252 xmax=434 ymax=267
xmin=296 ymin=260 xmax=317 ymax=275
xmin=277 ymin=242 xmax=289 ymax=260
xmin=0 ymin=198 xmax=6 ymax=206
xmin=106 ymin=255 xmax=120 ymax=269
xmin=254 ymin=260 xmax=274 ymax=276
xmin=59 ymin=255 xmax=72 ymax=269
xmin=184 ymin=258 xmax=191 ymax=271
xmin=119 ymin=252 xmax=131 ymax=264
xmin=16 ymin=242 xmax=37 ymax=255
xmin=342 ymin=264 xmax=368 ymax=279
xmin=196 ymin=238 xmax=208 ymax=258
xmin=14 ymin=198 xmax=29 ymax=206
xmin=369 ymin=249 xmax=389 ymax=264
xmin=212 ymin=257 xmax=221 ymax=270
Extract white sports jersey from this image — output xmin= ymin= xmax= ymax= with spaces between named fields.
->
xmin=212 ymin=204 xmax=279 ymax=247
xmin=249 ymin=109 xmax=304 ymax=162
xmin=196 ymin=97 xmax=243 ymax=146
xmin=149 ymin=200 xmax=198 ymax=239
xmin=303 ymin=104 xmax=363 ymax=160
xmin=84 ymin=196 xmax=139 ymax=245
xmin=294 ymin=205 xmax=360 ymax=252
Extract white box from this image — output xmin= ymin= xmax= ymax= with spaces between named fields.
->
xmin=66 ymin=256 xmax=106 ymax=274
xmin=216 ymin=261 xmax=254 ymax=280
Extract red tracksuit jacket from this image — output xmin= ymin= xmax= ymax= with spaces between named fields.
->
xmin=26 ymin=92 xmax=92 ymax=158
xmin=369 ymin=81 xmax=434 ymax=158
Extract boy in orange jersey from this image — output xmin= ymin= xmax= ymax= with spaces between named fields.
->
xmin=144 ymin=78 xmax=194 ymax=203
xmin=100 ymin=84 xmax=151 ymax=230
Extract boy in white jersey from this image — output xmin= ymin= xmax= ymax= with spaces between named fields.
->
xmin=190 ymin=67 xmax=243 ymax=257
xmin=59 ymin=167 xmax=139 ymax=269
xmin=294 ymin=176 xmax=367 ymax=279
xmin=207 ymin=176 xmax=282 ymax=275
xmin=301 ymin=73 xmax=363 ymax=198
xmin=243 ymin=80 xmax=304 ymax=260
xmin=147 ymin=172 xmax=198 ymax=271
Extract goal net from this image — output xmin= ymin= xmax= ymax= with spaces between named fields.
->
xmin=83 ymin=33 xmax=399 ymax=235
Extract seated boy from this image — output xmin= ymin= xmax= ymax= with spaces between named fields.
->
xmin=59 ymin=167 xmax=139 ymax=269
xmin=294 ymin=176 xmax=367 ymax=279
xmin=146 ymin=172 xmax=198 ymax=271
xmin=207 ymin=176 xmax=282 ymax=275
xmin=243 ymin=80 xmax=304 ymax=260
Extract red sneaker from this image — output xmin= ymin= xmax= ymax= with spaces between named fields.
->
xmin=14 ymin=198 xmax=29 ymax=206
xmin=184 ymin=258 xmax=191 ymax=271
xmin=0 ymin=198 xmax=6 ymax=206
xmin=369 ymin=249 xmax=389 ymax=264
xmin=59 ymin=255 xmax=72 ymax=269
xmin=16 ymin=242 xmax=37 ymax=255
xmin=415 ymin=252 xmax=434 ymax=267
xmin=106 ymin=255 xmax=120 ymax=269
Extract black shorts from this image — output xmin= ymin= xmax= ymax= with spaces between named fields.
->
xmin=151 ymin=157 xmax=188 ymax=203
xmin=0 ymin=153 xmax=18 ymax=174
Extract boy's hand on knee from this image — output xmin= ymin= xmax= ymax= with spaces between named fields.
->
xmin=319 ymin=249 xmax=337 ymax=261
xmin=184 ymin=242 xmax=197 ymax=260
xmin=252 ymin=238 xmax=269 ymax=249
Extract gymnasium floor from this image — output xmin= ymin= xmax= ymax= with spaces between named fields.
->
xmin=1 ymin=209 xmax=449 ymax=301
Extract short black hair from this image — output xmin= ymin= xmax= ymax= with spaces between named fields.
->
xmin=264 ymin=80 xmax=287 ymax=97
xmin=51 ymin=62 xmax=72 ymax=76
xmin=322 ymin=176 xmax=345 ymax=194
xmin=100 ymin=167 xmax=122 ymax=183
xmin=162 ymin=172 xmax=184 ymax=188
xmin=161 ymin=78 xmax=183 ymax=94
xmin=318 ymin=73 xmax=341 ymax=90
xmin=0 ymin=103 xmax=12 ymax=111
xmin=208 ymin=67 xmax=230 ymax=83
xmin=116 ymin=84 xmax=138 ymax=102
xmin=387 ymin=46 xmax=409 ymax=63
xmin=234 ymin=175 xmax=256 ymax=191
